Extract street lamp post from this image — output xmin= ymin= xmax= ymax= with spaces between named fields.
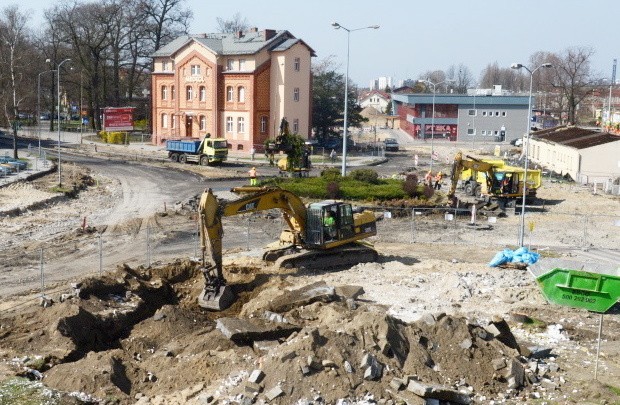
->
xmin=332 ymin=22 xmax=379 ymax=176
xmin=37 ymin=64 xmax=55 ymax=157
xmin=510 ymin=62 xmax=553 ymax=247
xmin=418 ymin=79 xmax=454 ymax=172
xmin=57 ymin=58 xmax=71 ymax=186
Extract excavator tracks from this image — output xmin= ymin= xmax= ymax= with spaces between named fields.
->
xmin=269 ymin=243 xmax=379 ymax=271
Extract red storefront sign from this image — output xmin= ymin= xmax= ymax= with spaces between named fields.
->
xmin=423 ymin=124 xmax=457 ymax=136
xmin=103 ymin=107 xmax=135 ymax=131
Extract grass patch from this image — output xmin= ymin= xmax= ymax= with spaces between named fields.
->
xmin=0 ymin=377 xmax=62 ymax=404
xmin=606 ymin=384 xmax=620 ymax=396
xmin=521 ymin=317 xmax=548 ymax=332
xmin=48 ymin=186 xmax=73 ymax=194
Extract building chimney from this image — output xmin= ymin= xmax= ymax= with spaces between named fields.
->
xmin=236 ymin=30 xmax=244 ymax=39
xmin=262 ymin=29 xmax=276 ymax=41
xmin=249 ymin=27 xmax=258 ymax=33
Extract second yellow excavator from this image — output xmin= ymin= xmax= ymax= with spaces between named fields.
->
xmin=197 ymin=186 xmax=378 ymax=310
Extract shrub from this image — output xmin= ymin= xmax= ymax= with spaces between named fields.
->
xmin=349 ymin=168 xmax=379 ymax=184
xmin=321 ymin=168 xmax=341 ymax=181
xmin=326 ymin=181 xmax=341 ymax=199
xmin=422 ymin=185 xmax=435 ymax=199
xmin=402 ymin=178 xmax=419 ymax=197
xmin=99 ymin=131 xmax=128 ymax=144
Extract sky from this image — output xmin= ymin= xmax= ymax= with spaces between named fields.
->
xmin=16 ymin=0 xmax=620 ymax=88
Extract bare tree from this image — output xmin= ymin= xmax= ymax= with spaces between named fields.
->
xmin=479 ymin=62 xmax=524 ymax=91
xmin=216 ymin=12 xmax=250 ymax=33
xmin=549 ymin=46 xmax=601 ymax=124
xmin=446 ymin=63 xmax=474 ymax=93
xmin=0 ymin=5 xmax=32 ymax=158
xmin=139 ymin=0 xmax=192 ymax=52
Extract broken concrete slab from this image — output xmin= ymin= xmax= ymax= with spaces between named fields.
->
xmin=485 ymin=317 xmax=519 ymax=351
xmin=253 ymin=340 xmax=279 ymax=353
xmin=406 ymin=379 xmax=471 ymax=404
xmin=216 ymin=317 xmax=301 ymax=344
xmin=505 ymin=358 xmax=525 ymax=389
xmin=334 ymin=285 xmax=365 ymax=300
xmin=528 ymin=346 xmax=553 ymax=359
xmin=268 ymin=281 xmax=336 ymax=313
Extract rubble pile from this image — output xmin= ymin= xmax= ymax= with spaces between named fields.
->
xmin=0 ymin=261 xmax=583 ymax=404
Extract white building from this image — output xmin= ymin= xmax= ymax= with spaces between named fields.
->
xmin=528 ymin=126 xmax=620 ymax=183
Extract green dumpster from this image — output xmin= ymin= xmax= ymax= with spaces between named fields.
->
xmin=529 ymin=259 xmax=620 ymax=313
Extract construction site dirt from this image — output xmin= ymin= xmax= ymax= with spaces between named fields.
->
xmin=0 ymin=161 xmax=619 ymax=404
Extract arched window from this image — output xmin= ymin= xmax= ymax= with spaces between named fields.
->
xmin=161 ymin=85 xmax=168 ymax=100
xmin=186 ymin=86 xmax=193 ymax=101
xmin=161 ymin=113 xmax=168 ymax=128
xmin=238 ymin=86 xmax=245 ymax=102
xmin=172 ymin=115 xmax=176 ymax=129
xmin=199 ymin=86 xmax=206 ymax=102
xmin=171 ymin=85 xmax=176 ymax=100
xmin=199 ymin=115 xmax=206 ymax=130
xmin=226 ymin=86 xmax=233 ymax=102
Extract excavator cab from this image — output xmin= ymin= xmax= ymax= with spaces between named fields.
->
xmin=304 ymin=202 xmax=366 ymax=247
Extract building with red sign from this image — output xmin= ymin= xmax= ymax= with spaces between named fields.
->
xmin=150 ymin=28 xmax=315 ymax=152
xmin=391 ymin=91 xmax=532 ymax=144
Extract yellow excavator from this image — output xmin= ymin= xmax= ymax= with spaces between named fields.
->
xmin=197 ymin=186 xmax=378 ymax=310
xmin=447 ymin=151 xmax=541 ymax=214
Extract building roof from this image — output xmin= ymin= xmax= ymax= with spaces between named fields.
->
xmin=532 ymin=126 xmax=620 ymax=149
xmin=152 ymin=29 xmax=316 ymax=58
xmin=359 ymin=90 xmax=390 ymax=101
xmin=392 ymin=93 xmax=530 ymax=106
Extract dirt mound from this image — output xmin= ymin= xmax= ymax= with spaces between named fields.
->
xmin=0 ymin=261 xmax=556 ymax=404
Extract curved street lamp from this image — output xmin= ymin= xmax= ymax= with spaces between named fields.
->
xmin=332 ymin=22 xmax=379 ymax=176
xmin=57 ymin=58 xmax=71 ymax=186
xmin=510 ymin=62 xmax=553 ymax=247
xmin=417 ymin=79 xmax=455 ymax=172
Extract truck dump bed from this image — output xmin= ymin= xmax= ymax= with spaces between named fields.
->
xmin=166 ymin=140 xmax=201 ymax=153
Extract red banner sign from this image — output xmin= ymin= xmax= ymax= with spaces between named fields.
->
xmin=103 ymin=107 xmax=135 ymax=131
xmin=423 ymin=124 xmax=457 ymax=135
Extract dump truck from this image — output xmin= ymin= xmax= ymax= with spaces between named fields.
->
xmin=197 ymin=186 xmax=378 ymax=310
xmin=166 ymin=136 xmax=228 ymax=165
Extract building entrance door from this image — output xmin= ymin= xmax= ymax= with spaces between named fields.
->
xmin=185 ymin=116 xmax=193 ymax=138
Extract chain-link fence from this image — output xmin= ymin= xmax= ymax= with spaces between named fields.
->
xmin=3 ymin=205 xmax=619 ymax=313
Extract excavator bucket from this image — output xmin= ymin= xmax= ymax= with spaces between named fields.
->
xmin=198 ymin=284 xmax=235 ymax=311
xmin=197 ymin=264 xmax=236 ymax=311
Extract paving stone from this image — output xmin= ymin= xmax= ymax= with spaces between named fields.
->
xmin=244 ymin=382 xmax=261 ymax=394
xmin=459 ymin=338 xmax=473 ymax=349
xmin=264 ymin=386 xmax=284 ymax=401
xmin=248 ymin=369 xmax=264 ymax=384
xmin=528 ymin=346 xmax=553 ymax=359
xmin=253 ymin=340 xmax=279 ymax=354
xmin=280 ymin=350 xmax=297 ymax=362
xmin=390 ymin=378 xmax=405 ymax=390
xmin=216 ymin=317 xmax=301 ymax=344
xmin=491 ymin=358 xmax=507 ymax=371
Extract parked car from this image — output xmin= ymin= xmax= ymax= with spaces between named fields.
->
xmin=510 ymin=138 xmax=523 ymax=147
xmin=0 ymin=157 xmax=27 ymax=170
xmin=384 ymin=138 xmax=399 ymax=151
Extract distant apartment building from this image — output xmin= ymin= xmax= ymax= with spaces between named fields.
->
xmin=369 ymin=76 xmax=392 ymax=91
xmin=151 ymin=28 xmax=315 ymax=152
